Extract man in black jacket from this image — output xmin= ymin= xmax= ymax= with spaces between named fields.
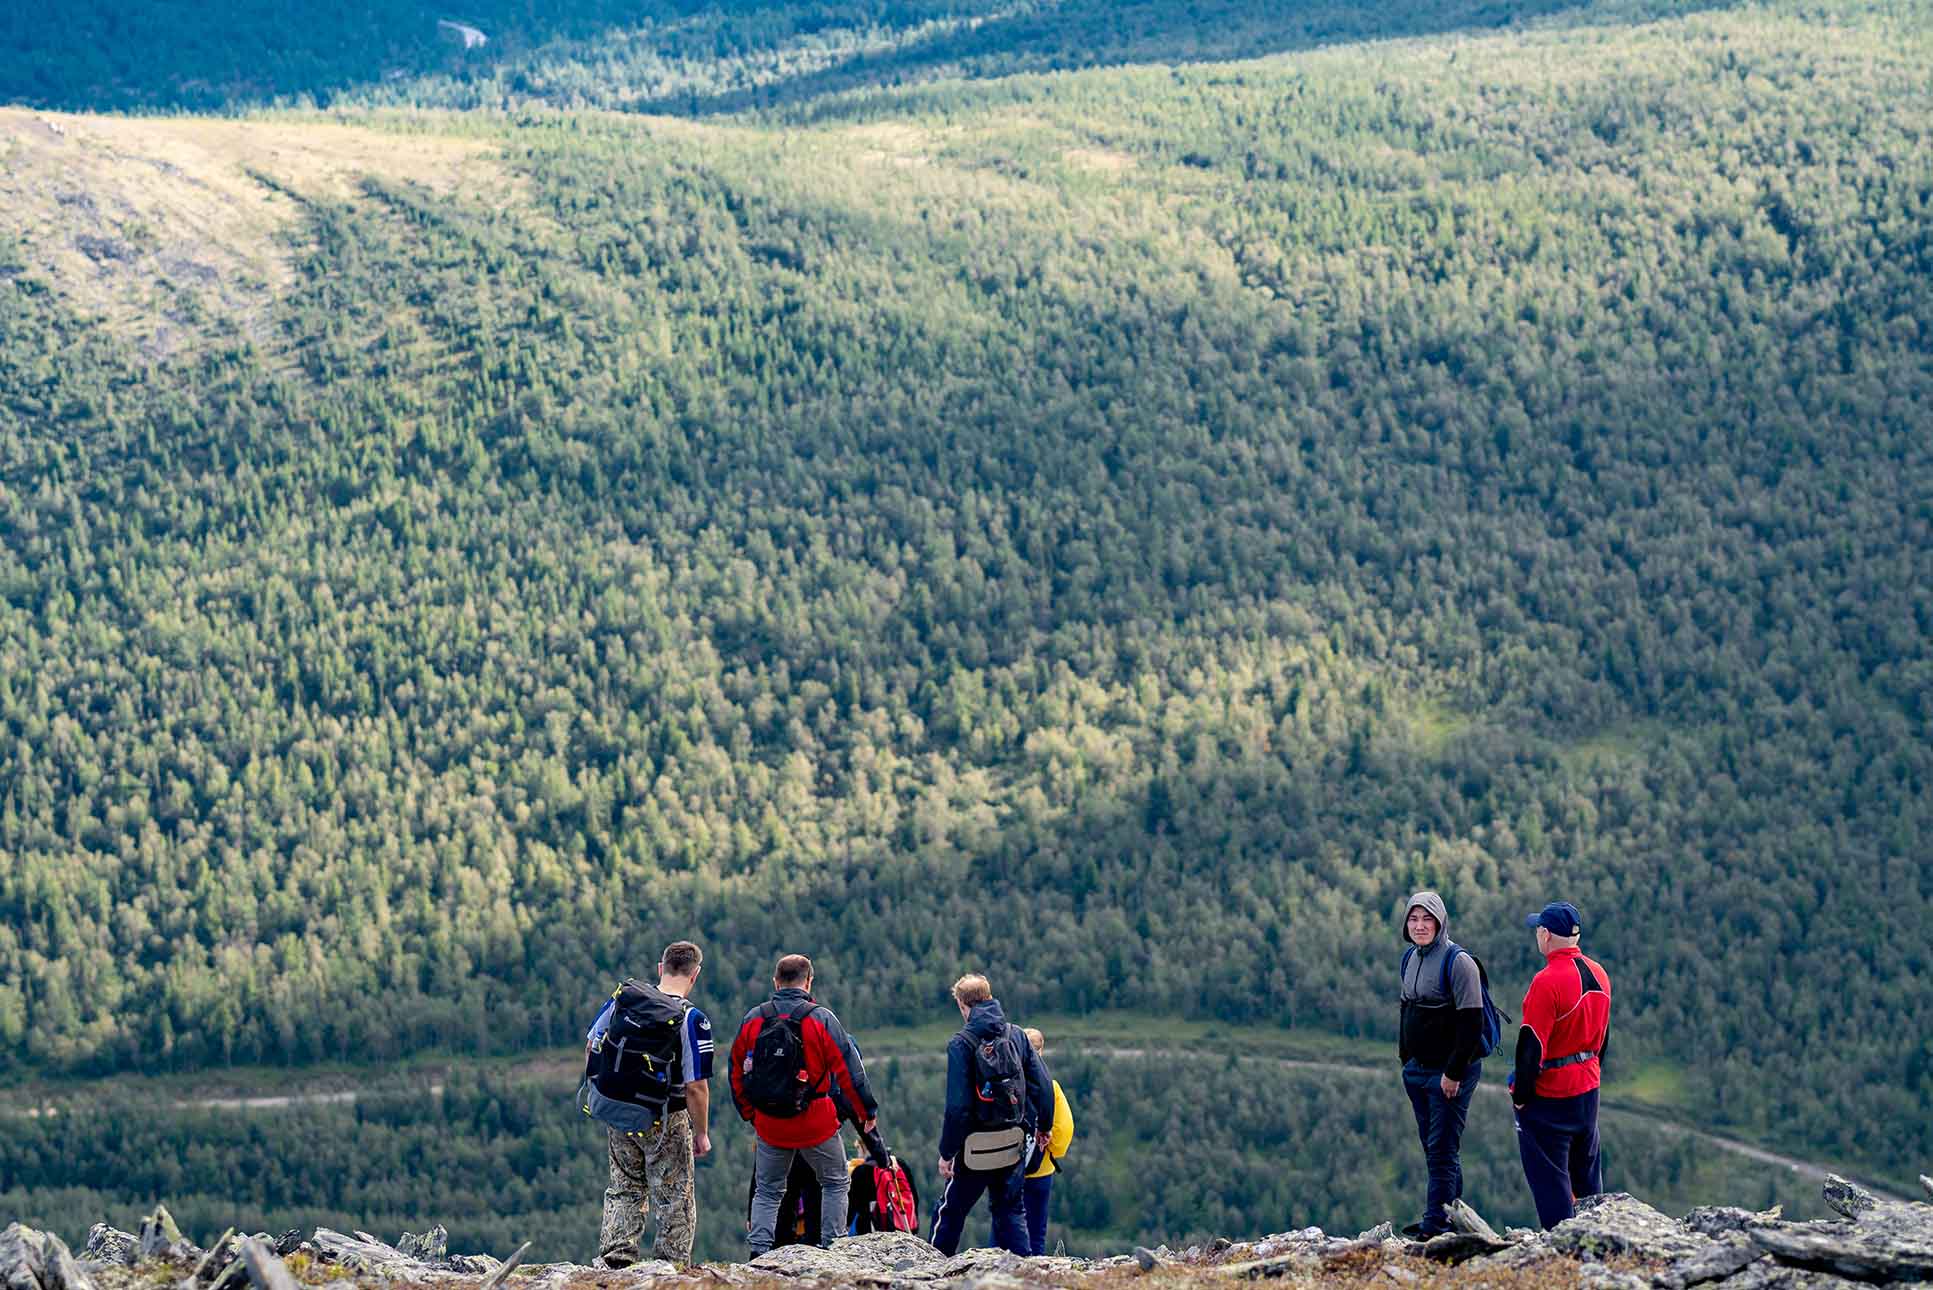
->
xmin=1398 ymin=892 xmax=1486 ymax=1238
xmin=930 ymin=974 xmax=1053 ymax=1256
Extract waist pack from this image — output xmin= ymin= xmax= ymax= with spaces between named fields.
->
xmin=962 ymin=1125 xmax=1028 ymax=1172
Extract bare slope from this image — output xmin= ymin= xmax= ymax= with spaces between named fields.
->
xmin=0 ymin=110 xmax=501 ymax=359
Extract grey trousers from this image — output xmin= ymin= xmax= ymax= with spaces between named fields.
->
xmin=747 ymin=1130 xmax=849 ymax=1254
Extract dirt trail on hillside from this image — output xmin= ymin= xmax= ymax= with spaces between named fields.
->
xmin=12 ymin=1042 xmax=1896 ymax=1201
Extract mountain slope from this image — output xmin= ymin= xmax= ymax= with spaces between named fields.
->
xmin=0 ymin=0 xmax=1929 ymax=1188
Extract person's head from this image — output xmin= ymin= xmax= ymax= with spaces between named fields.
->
xmin=1525 ymin=902 xmax=1582 ymax=956
xmin=775 ymin=953 xmax=814 ymax=991
xmin=659 ymin=940 xmax=702 ymax=986
xmin=1022 ymin=1027 xmax=1045 ymax=1055
xmin=952 ymin=973 xmax=992 ymax=1019
xmin=1404 ymin=891 xmax=1448 ymax=947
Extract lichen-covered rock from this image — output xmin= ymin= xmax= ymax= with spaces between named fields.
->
xmin=80 ymin=1228 xmax=139 ymax=1267
xmin=0 ymin=1225 xmax=96 ymax=1290
xmin=1419 ymin=1232 xmax=1514 ymax=1265
xmin=1577 ymin=1267 xmax=1654 ymax=1290
xmin=395 ymin=1228 xmax=446 ymax=1264
xmin=1683 ymin=1208 xmax=1782 ymax=1239
xmin=138 ymin=1208 xmax=185 ymax=1262
xmin=747 ymin=1245 xmax=883 ymax=1281
xmin=446 ymin=1256 xmax=502 ymax=1276
xmin=929 ymin=1250 xmax=1026 ymax=1280
xmin=1549 ymin=1194 xmax=1719 ymax=1264
xmin=1445 ymin=1200 xmax=1504 ymax=1243
xmin=1819 ymin=1178 xmax=1883 ymax=1222
xmin=1654 ymin=1236 xmax=1765 ymax=1289
xmin=827 ymin=1232 xmax=944 ymax=1272
xmin=307 ymin=1231 xmax=433 ymax=1282
xmin=1692 ymin=1258 xmax=1875 ymax=1290
xmin=1746 ymin=1221 xmax=1933 ymax=1282
xmin=601 ymin=1260 xmax=677 ymax=1281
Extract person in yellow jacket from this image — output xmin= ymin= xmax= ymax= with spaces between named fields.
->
xmin=1020 ymin=1027 xmax=1073 ymax=1257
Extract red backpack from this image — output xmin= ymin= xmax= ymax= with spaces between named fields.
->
xmin=847 ymin=1138 xmax=921 ymax=1235
xmin=870 ymin=1158 xmax=919 ymax=1233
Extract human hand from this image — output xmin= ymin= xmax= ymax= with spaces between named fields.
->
xmin=862 ymin=1117 xmax=878 ymax=1133
xmin=938 ymin=1156 xmax=955 ymax=1180
xmin=1439 ymin=1076 xmax=1461 ymax=1099
xmin=694 ymin=1133 xmax=712 ymax=1159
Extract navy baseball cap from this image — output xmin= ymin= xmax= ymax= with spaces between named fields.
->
xmin=1525 ymin=901 xmax=1582 ymax=935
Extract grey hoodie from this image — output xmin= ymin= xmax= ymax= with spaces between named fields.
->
xmin=1399 ymin=891 xmax=1485 ymax=1077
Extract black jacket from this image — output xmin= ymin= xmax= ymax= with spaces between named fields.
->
xmin=939 ymin=999 xmax=1054 ymax=1161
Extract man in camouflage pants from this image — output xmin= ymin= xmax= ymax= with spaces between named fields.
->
xmin=587 ymin=942 xmax=716 ymax=1267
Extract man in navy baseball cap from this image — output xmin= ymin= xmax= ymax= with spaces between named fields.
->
xmin=1510 ymin=900 xmax=1612 ymax=1227
xmin=1524 ymin=902 xmax=1582 ymax=937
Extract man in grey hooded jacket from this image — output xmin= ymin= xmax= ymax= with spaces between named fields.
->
xmin=1399 ymin=891 xmax=1487 ymax=1238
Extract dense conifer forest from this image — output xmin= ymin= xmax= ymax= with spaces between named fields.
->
xmin=0 ymin=1057 xmax=1833 ymax=1262
xmin=1 ymin=0 xmax=1930 ymax=1242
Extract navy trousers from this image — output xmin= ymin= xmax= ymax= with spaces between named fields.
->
xmin=931 ymin=1160 xmax=1029 ymax=1255
xmin=1021 ymin=1173 xmax=1054 ymax=1256
xmin=1403 ymin=1060 xmax=1480 ymax=1235
xmin=1514 ymin=1088 xmax=1602 ymax=1229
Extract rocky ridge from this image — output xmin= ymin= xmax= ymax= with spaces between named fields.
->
xmin=5 ymin=1175 xmax=1929 ymax=1290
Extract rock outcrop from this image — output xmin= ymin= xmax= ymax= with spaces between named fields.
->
xmin=11 ymin=1170 xmax=1929 ymax=1290
xmin=0 ymin=1224 xmax=95 ymax=1290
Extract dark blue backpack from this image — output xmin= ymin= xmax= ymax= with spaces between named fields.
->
xmin=1401 ymin=940 xmax=1511 ymax=1055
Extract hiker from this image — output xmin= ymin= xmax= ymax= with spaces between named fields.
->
xmin=930 ymin=974 xmax=1054 ymax=1257
xmin=847 ymin=1123 xmax=921 ymax=1236
xmin=1019 ymin=1027 xmax=1074 ymax=1257
xmin=580 ymin=941 xmax=716 ymax=1269
xmin=730 ymin=953 xmax=879 ymax=1255
xmin=1511 ymin=901 xmax=1614 ymax=1228
xmin=1397 ymin=891 xmax=1491 ymax=1238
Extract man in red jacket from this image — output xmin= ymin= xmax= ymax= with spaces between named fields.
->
xmin=1511 ymin=901 xmax=1613 ymax=1228
xmin=730 ymin=954 xmax=879 ymax=1254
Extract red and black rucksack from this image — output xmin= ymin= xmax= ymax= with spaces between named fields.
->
xmin=742 ymin=999 xmax=826 ymax=1117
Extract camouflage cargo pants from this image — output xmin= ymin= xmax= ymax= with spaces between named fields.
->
xmin=596 ymin=1110 xmax=697 ymax=1267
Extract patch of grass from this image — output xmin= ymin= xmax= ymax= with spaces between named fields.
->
xmin=1408 ymin=700 xmax=1476 ymax=758
xmin=1605 ymin=1059 xmax=1692 ymax=1111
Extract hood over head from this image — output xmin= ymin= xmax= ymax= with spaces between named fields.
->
xmin=1403 ymin=891 xmax=1449 ymax=944
xmin=964 ymin=997 xmax=1009 ymax=1040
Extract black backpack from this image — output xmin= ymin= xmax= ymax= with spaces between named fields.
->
xmin=743 ymin=999 xmax=825 ymax=1118
xmin=967 ymin=1025 xmax=1026 ymax=1130
xmin=580 ymin=980 xmax=689 ymax=1133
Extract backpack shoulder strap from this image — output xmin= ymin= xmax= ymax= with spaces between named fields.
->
xmin=1400 ymin=945 xmax=1416 ymax=978
xmin=1439 ymin=942 xmax=1463 ymax=995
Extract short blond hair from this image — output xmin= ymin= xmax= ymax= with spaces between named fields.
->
xmin=952 ymin=974 xmax=992 ymax=1006
xmin=1022 ymin=1027 xmax=1045 ymax=1054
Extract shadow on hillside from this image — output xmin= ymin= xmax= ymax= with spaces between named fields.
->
xmin=6 ymin=0 xmax=1736 ymax=118
xmin=645 ymin=0 xmax=1736 ymax=121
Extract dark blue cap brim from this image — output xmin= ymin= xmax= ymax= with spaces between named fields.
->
xmin=1524 ymin=912 xmax=1543 ymax=929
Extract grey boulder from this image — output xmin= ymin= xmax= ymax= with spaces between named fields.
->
xmin=1655 ymin=1237 xmax=1767 ymax=1290
xmin=80 ymin=1227 xmax=139 ymax=1267
xmin=0 ymin=1225 xmax=96 ymax=1290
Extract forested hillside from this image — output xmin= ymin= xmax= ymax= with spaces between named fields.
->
xmin=0 ymin=1055 xmax=1833 ymax=1262
xmin=2 ymin=0 xmax=1930 ymax=1207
